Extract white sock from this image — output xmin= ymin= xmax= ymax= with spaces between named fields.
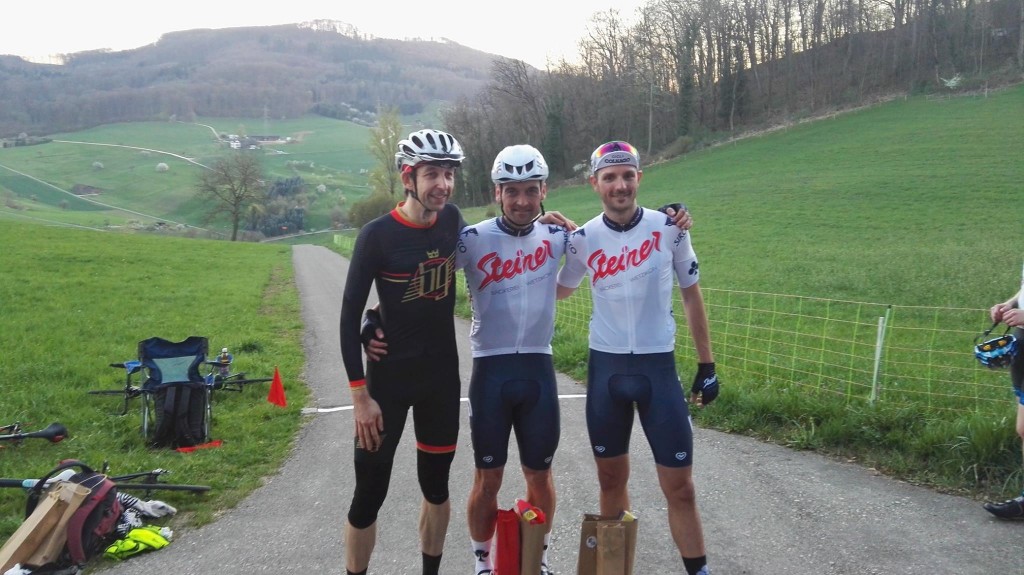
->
xmin=471 ymin=537 xmax=493 ymax=574
xmin=542 ymin=532 xmax=551 ymax=566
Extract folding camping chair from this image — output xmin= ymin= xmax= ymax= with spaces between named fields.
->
xmin=137 ymin=336 xmax=211 ymax=448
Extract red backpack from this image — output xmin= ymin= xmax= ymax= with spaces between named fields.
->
xmin=26 ymin=460 xmax=123 ymax=569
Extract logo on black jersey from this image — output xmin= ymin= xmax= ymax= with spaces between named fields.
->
xmin=402 ymin=252 xmax=456 ymax=302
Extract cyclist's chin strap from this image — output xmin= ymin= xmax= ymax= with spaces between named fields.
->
xmin=405 ymin=171 xmax=441 ymax=217
xmin=498 ymin=202 xmax=544 ymax=236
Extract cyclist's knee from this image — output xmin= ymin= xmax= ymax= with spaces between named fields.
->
xmin=595 ymin=455 xmax=630 ymax=491
xmin=656 ymin=465 xmax=697 ymax=505
xmin=474 ymin=467 xmax=505 ymax=495
xmin=418 ymin=449 xmax=455 ymax=505
xmin=348 ymin=486 xmax=387 ymax=528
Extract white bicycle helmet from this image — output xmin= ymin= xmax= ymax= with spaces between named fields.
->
xmin=394 ymin=129 xmax=465 ymax=171
xmin=491 ymin=145 xmax=549 ymax=184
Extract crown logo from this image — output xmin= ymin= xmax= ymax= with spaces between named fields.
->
xmin=427 ymin=249 xmax=440 ymax=258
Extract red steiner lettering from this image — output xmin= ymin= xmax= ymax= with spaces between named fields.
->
xmin=477 ymin=240 xmax=554 ymax=289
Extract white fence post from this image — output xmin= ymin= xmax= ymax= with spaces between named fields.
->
xmin=870 ymin=308 xmax=890 ymax=403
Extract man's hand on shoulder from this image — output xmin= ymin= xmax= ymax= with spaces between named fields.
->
xmin=538 ymin=211 xmax=577 ymax=231
xmin=658 ymin=203 xmax=692 ymax=231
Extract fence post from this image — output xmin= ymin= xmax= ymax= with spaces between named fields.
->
xmin=870 ymin=311 xmax=889 ymax=403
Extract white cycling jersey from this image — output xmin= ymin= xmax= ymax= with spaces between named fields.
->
xmin=1019 ymin=259 xmax=1024 ymax=309
xmin=557 ymin=207 xmax=699 ymax=354
xmin=456 ymin=218 xmax=568 ymax=357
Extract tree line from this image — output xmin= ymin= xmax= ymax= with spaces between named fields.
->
xmin=441 ymin=0 xmax=1023 ymax=206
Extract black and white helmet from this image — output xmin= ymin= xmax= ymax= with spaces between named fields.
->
xmin=491 ymin=145 xmax=549 ymax=184
xmin=395 ymin=129 xmax=465 ymax=171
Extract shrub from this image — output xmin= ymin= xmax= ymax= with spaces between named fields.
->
xmin=347 ymin=193 xmax=394 ymax=227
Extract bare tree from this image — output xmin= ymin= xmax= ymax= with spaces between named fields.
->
xmin=368 ymin=107 xmax=403 ymax=197
xmin=195 ymin=153 xmax=265 ymax=241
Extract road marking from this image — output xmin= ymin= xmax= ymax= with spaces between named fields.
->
xmin=301 ymin=393 xmax=587 ymax=415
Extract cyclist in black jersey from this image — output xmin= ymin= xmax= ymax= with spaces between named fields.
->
xmin=339 ymin=129 xmax=468 ymax=575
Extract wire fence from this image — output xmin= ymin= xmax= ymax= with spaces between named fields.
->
xmin=332 ymin=233 xmax=1009 ymax=416
xmin=556 ymin=286 xmax=1007 ymax=415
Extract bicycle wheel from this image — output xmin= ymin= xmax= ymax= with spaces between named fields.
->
xmin=114 ymin=482 xmax=211 ymax=493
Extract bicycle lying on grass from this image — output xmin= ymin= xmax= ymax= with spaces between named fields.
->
xmin=203 ymin=348 xmax=275 ymax=393
xmin=0 ymin=463 xmax=211 ymax=499
xmin=0 ymin=422 xmax=69 ymax=446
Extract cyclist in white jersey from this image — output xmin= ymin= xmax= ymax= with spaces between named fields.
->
xmin=982 ymin=260 xmax=1024 ymax=519
xmin=456 ymin=145 xmax=564 ymax=575
xmin=556 ymin=140 xmax=718 ymax=575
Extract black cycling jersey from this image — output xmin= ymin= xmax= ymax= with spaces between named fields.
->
xmin=340 ymin=203 xmax=467 ymax=383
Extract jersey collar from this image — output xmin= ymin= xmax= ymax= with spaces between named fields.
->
xmin=496 ymin=217 xmax=535 ymax=237
xmin=601 ymin=207 xmax=643 ymax=232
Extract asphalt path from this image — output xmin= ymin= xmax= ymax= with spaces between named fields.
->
xmin=99 ymin=244 xmax=1023 ymax=575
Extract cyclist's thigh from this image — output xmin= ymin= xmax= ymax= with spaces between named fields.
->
xmin=508 ymin=354 xmax=560 ymax=471
xmin=469 ymin=355 xmax=516 ymax=468
xmin=363 ymin=359 xmax=417 ymax=458
xmin=410 ymin=354 xmax=461 ymax=452
xmin=585 ymin=350 xmax=640 ymax=459
xmin=634 ymin=352 xmax=694 ymax=468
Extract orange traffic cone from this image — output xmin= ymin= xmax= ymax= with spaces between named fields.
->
xmin=267 ymin=366 xmax=287 ymax=407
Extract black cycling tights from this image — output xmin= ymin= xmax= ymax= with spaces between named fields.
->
xmin=348 ymin=446 xmax=456 ymax=529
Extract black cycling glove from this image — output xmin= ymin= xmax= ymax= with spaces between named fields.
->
xmin=657 ymin=202 xmax=686 ymax=216
xmin=360 ymin=308 xmax=383 ymax=347
xmin=691 ymin=362 xmax=719 ymax=406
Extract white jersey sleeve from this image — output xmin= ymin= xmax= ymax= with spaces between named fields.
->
xmin=671 ymin=228 xmax=699 ymax=289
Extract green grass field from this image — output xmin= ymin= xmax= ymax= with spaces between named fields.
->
xmin=2 ymin=85 xmax=1024 ymax=545
xmin=0 ymin=222 xmax=306 ymax=543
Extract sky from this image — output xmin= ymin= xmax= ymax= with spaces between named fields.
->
xmin=0 ymin=0 xmax=649 ymax=69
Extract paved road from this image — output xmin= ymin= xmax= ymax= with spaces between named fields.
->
xmin=100 ymin=244 xmax=1023 ymax=575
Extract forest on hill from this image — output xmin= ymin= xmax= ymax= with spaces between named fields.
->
xmin=0 ymin=20 xmax=498 ymax=137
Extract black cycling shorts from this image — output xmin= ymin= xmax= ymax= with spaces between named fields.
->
xmin=365 ymin=353 xmax=461 ymax=456
xmin=586 ymin=350 xmax=693 ymax=467
xmin=468 ymin=353 xmax=560 ymax=471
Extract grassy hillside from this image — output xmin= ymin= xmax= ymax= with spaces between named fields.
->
xmin=0 ymin=116 xmax=378 ymax=235
xmin=537 ymin=85 xmax=1024 ymax=308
